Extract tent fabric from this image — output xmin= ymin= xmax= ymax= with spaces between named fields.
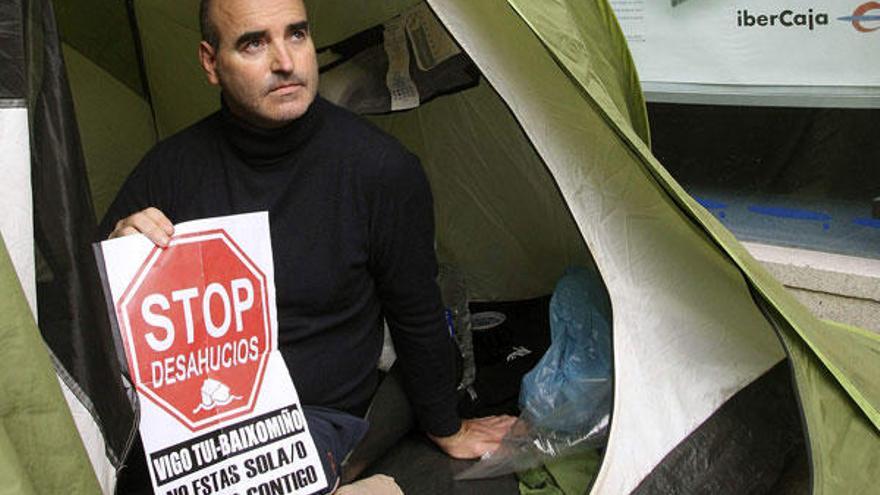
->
xmin=0 ymin=0 xmax=36 ymax=320
xmin=769 ymin=312 xmax=880 ymax=493
xmin=63 ymin=43 xmax=156 ymax=218
xmin=53 ymin=0 xmax=145 ymax=96
xmin=0 ymin=0 xmax=26 ymax=100
xmin=505 ymin=0 xmax=650 ymax=146
xmin=27 ymin=0 xmax=136 ymax=481
xmin=0 ymin=106 xmax=33 ymax=306
xmin=133 ymin=0 xmax=218 ymax=137
xmin=0 ymin=236 xmax=100 ymax=495
xmin=632 ymin=362 xmax=805 ymax=494
xmin=518 ymin=450 xmax=602 ymax=495
xmin=369 ymin=80 xmax=594 ymax=299
xmin=308 ymin=0 xmax=421 ymax=49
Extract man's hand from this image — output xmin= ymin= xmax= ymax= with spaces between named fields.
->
xmin=108 ymin=207 xmax=174 ymax=247
xmin=428 ymin=415 xmax=517 ymax=460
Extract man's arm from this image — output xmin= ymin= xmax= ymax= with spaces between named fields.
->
xmin=367 ymin=148 xmax=514 ymax=458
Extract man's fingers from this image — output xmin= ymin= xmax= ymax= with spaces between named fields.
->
xmin=109 ymin=225 xmax=139 ymax=239
xmin=450 ymin=416 xmax=516 ymax=457
xmin=127 ymin=213 xmax=171 ymax=247
xmin=429 ymin=415 xmax=519 ymax=459
xmin=467 ymin=421 xmax=513 ymax=442
xmin=475 ymin=415 xmax=516 ymax=426
xmin=142 ymin=207 xmax=174 ymax=236
xmin=468 ymin=415 xmax=517 ymax=434
xmin=107 ymin=208 xmax=173 ymax=247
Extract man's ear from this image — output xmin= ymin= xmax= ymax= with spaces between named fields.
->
xmin=199 ymin=41 xmax=220 ymax=86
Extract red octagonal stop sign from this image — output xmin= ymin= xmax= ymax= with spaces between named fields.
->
xmin=117 ymin=229 xmax=271 ymax=431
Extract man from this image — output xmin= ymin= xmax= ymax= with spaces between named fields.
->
xmin=101 ymin=0 xmax=514 ymax=491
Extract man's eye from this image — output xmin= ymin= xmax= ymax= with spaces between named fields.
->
xmin=242 ymin=39 xmax=264 ymax=52
xmin=291 ymin=29 xmax=307 ymax=41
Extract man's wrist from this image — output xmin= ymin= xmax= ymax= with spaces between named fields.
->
xmin=416 ymin=407 xmax=461 ymax=438
xmin=426 ymin=423 xmax=463 ymax=443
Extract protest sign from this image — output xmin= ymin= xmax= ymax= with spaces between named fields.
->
xmin=95 ymin=212 xmax=328 ymax=495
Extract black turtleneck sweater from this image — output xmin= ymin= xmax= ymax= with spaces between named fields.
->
xmin=99 ymin=97 xmax=461 ymax=436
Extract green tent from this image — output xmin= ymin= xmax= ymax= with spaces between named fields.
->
xmin=0 ymin=240 xmax=100 ymax=494
xmin=5 ymin=0 xmax=879 ymax=493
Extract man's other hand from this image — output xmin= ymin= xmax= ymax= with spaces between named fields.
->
xmin=428 ymin=415 xmax=517 ymax=460
xmin=109 ymin=207 xmax=174 ymax=247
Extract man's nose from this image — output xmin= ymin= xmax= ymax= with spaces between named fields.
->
xmin=270 ymin=42 xmax=294 ymax=73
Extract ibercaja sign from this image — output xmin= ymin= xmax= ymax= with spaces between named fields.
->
xmin=95 ymin=212 xmax=327 ymax=495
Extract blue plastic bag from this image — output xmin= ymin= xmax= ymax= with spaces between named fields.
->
xmin=519 ymin=266 xmax=612 ymax=433
xmin=458 ymin=267 xmax=612 ymax=479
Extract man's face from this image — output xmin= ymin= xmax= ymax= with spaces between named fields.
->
xmin=199 ymin=0 xmax=319 ymax=128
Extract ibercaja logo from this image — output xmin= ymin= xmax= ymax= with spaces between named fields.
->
xmin=117 ymin=229 xmax=271 ymax=431
xmin=736 ymin=8 xmax=830 ymax=30
xmin=838 ymin=2 xmax=880 ymax=32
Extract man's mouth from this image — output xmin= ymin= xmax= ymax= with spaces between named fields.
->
xmin=268 ymin=82 xmax=303 ymax=95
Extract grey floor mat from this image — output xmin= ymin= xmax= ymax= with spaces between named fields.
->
xmin=362 ymin=432 xmax=520 ymax=494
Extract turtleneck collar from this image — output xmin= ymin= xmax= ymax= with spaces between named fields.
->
xmin=220 ymin=94 xmax=324 ymax=167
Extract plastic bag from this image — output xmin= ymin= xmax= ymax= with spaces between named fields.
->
xmin=457 ymin=267 xmax=612 ymax=479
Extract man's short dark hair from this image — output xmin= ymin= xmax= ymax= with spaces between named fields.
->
xmin=199 ymin=0 xmax=219 ymax=48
